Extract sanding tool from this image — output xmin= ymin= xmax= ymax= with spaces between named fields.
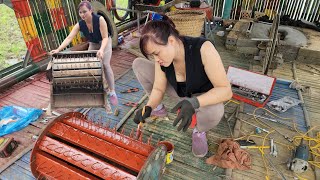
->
xmin=287 ymin=139 xmax=309 ymax=173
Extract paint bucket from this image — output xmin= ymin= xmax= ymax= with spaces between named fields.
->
xmin=158 ymin=141 xmax=174 ymax=164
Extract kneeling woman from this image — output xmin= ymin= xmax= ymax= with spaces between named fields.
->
xmin=133 ymin=15 xmax=232 ymax=157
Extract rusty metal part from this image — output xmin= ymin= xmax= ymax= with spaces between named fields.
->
xmin=137 ymin=145 xmax=167 ymax=179
xmin=30 ymin=112 xmax=156 ymax=179
xmin=50 ymin=51 xmax=111 ymax=113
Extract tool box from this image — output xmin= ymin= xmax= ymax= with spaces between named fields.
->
xmin=227 ymin=66 xmax=276 ymax=107
xmin=0 ymin=137 xmax=18 ymax=158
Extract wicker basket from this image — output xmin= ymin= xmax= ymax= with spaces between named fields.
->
xmin=166 ymin=10 xmax=206 ymax=37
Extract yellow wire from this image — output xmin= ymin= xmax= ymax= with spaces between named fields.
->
xmin=294 ymin=173 xmax=308 ymax=180
xmin=244 ymin=107 xmax=320 ymax=175
xmin=245 ymin=134 xmax=294 ymax=149
xmin=259 ymin=129 xmax=274 ymax=180
xmin=224 ymin=99 xmax=240 ymax=107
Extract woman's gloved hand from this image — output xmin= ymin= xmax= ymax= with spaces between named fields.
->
xmin=171 ymin=97 xmax=200 ymax=132
xmin=133 ymin=106 xmax=152 ymax=124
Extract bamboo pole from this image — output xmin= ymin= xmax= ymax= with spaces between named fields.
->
xmin=66 ymin=0 xmax=75 ymax=25
xmin=304 ymin=0 xmax=310 ymax=19
xmin=26 ymin=0 xmax=46 ymax=51
xmin=221 ymin=0 xmax=226 ymax=18
xmin=53 ymin=0 xmax=69 ymax=41
xmin=311 ymin=0 xmax=320 ymax=22
xmin=269 ymin=0 xmax=276 ymax=20
xmin=245 ymin=0 xmax=250 ymax=11
xmin=298 ymin=0 xmax=306 ymax=20
xmin=231 ymin=0 xmax=236 ymax=19
xmin=285 ymin=0 xmax=292 ymax=15
xmin=275 ymin=0 xmax=281 ymax=18
xmin=278 ymin=0 xmax=285 ymax=16
xmin=70 ymin=0 xmax=79 ymax=23
xmin=32 ymin=0 xmax=52 ymax=50
xmin=289 ymin=0 xmax=297 ymax=19
xmin=29 ymin=0 xmax=49 ymax=50
xmin=306 ymin=0 xmax=315 ymax=21
xmin=316 ymin=3 xmax=320 ymax=22
xmin=292 ymin=0 xmax=301 ymax=20
xmin=37 ymin=0 xmax=59 ymax=48
xmin=259 ymin=0 xmax=264 ymax=12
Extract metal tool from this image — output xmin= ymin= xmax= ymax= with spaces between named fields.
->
xmin=123 ymin=102 xmax=139 ymax=107
xmin=120 ymin=88 xmax=139 ymax=93
xmin=244 ymin=112 xmax=295 ymax=131
xmin=265 ymin=155 xmax=287 ymax=180
xmin=240 ymin=146 xmax=270 ymax=149
xmin=270 ymin=139 xmax=278 ymax=157
xmin=232 ymin=85 xmax=267 ymax=103
xmin=0 ymin=137 xmax=18 ymax=158
xmin=39 ymin=118 xmax=49 ymax=124
xmin=237 ymin=118 xmax=270 ymax=133
xmin=136 ymin=106 xmax=146 ymax=140
xmin=225 ymin=106 xmax=238 ymax=138
xmin=236 ymin=139 xmax=256 ymax=146
xmin=287 ymin=139 xmax=309 ymax=174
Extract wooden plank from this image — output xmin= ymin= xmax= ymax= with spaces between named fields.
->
xmin=0 ymin=143 xmax=35 ymax=173
xmin=14 ymin=160 xmax=32 ymax=175
xmin=118 ymin=95 xmax=229 ymax=179
xmin=0 ymin=163 xmax=34 ymax=180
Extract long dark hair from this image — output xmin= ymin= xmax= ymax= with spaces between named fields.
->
xmin=140 ymin=15 xmax=181 ymax=58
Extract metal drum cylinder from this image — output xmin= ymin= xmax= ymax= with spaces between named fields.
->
xmin=30 ymin=112 xmax=158 ymax=179
xmin=50 ymin=51 xmax=111 ymax=111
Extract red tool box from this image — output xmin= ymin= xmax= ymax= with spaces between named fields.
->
xmin=227 ymin=66 xmax=276 ymax=107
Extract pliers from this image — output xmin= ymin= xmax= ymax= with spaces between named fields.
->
xmin=123 ymin=102 xmax=139 ymax=107
xmin=120 ymin=88 xmax=139 ymax=93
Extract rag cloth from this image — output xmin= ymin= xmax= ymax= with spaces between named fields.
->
xmin=206 ymin=139 xmax=251 ymax=170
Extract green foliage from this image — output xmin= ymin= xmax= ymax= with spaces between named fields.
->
xmin=0 ymin=4 xmax=26 ymax=71
xmin=114 ymin=0 xmax=130 ymax=22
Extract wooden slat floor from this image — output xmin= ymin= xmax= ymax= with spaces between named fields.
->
xmin=1 ymin=33 xmax=320 ymax=180
xmin=231 ymin=63 xmax=320 ymax=179
xmin=0 ymin=49 xmax=137 ymax=177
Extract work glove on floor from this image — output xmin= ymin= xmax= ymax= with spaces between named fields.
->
xmin=133 ymin=106 xmax=152 ymax=124
xmin=171 ymin=97 xmax=200 ymax=132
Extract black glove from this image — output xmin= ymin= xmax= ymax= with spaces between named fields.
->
xmin=171 ymin=97 xmax=200 ymax=132
xmin=46 ymin=68 xmax=53 ymax=82
xmin=133 ymin=106 xmax=152 ymax=124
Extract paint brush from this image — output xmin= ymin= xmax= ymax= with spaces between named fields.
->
xmin=136 ymin=106 xmax=145 ymax=140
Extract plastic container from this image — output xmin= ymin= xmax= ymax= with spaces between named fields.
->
xmin=158 ymin=141 xmax=174 ymax=164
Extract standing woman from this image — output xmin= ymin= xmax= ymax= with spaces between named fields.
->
xmin=132 ymin=15 xmax=232 ymax=157
xmin=49 ymin=1 xmax=118 ymax=107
